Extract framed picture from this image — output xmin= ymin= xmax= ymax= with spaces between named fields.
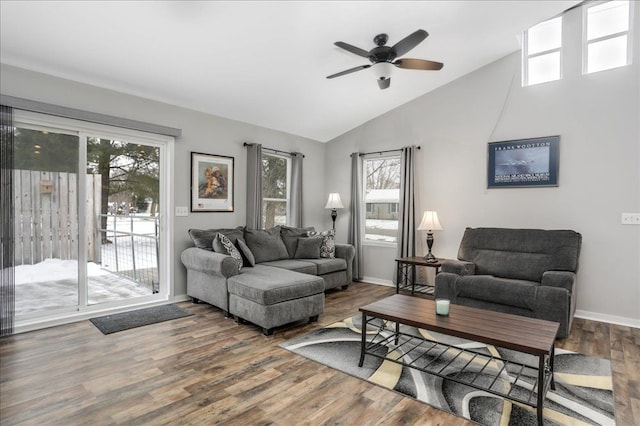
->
xmin=190 ymin=152 xmax=234 ymax=212
xmin=487 ymin=136 xmax=559 ymax=188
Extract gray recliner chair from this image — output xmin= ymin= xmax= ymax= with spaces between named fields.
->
xmin=435 ymin=227 xmax=582 ymax=338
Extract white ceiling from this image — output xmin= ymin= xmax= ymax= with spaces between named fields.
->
xmin=0 ymin=1 xmax=580 ymax=142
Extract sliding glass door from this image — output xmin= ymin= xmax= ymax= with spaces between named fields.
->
xmin=12 ymin=111 xmax=170 ymax=322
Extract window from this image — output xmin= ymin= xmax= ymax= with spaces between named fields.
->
xmin=584 ymin=1 xmax=632 ymax=73
xmin=363 ymin=155 xmax=401 ymax=243
xmin=523 ymin=17 xmax=562 ymax=86
xmin=261 ymin=153 xmax=290 ymax=228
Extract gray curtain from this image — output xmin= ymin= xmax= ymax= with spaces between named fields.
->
xmin=397 ymin=145 xmax=418 ymax=261
xmin=289 ymin=152 xmax=303 ymax=227
xmin=246 ymin=143 xmax=263 ymax=229
xmin=1 ymin=105 xmax=15 ymax=336
xmin=348 ymin=153 xmax=363 ymax=281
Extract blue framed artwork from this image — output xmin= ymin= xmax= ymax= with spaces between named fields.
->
xmin=487 ymin=136 xmax=559 ymax=188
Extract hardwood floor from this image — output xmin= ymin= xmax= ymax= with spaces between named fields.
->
xmin=1 ymin=282 xmax=638 ymax=425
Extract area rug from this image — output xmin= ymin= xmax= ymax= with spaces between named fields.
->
xmin=281 ymin=313 xmax=615 ymax=426
xmin=90 ymin=304 xmax=193 ymax=334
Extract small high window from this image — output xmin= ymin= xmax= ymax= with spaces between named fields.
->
xmin=584 ymin=0 xmax=632 ymax=74
xmin=523 ymin=17 xmax=563 ymax=86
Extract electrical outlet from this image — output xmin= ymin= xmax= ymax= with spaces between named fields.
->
xmin=621 ymin=213 xmax=640 ymax=225
xmin=175 ymin=206 xmax=189 ymax=217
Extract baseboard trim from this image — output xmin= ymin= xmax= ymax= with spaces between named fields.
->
xmin=574 ymin=309 xmax=640 ymax=329
xmin=360 ymin=277 xmax=394 ymax=287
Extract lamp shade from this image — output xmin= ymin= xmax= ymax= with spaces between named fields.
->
xmin=417 ymin=210 xmax=442 ymax=231
xmin=325 ymin=193 xmax=344 ymax=209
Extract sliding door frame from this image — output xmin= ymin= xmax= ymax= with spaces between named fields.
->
xmin=13 ymin=110 xmax=175 ymax=332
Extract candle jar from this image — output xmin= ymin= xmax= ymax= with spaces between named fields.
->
xmin=436 ymin=299 xmax=450 ymax=316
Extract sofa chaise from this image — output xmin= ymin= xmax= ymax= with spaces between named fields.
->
xmin=181 ymin=225 xmax=355 ymax=335
xmin=434 ymin=227 xmax=582 ymax=338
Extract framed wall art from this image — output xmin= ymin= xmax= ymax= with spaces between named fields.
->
xmin=191 ymin=152 xmax=234 ymax=212
xmin=487 ymin=136 xmax=559 ymax=188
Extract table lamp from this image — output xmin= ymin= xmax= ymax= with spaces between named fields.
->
xmin=417 ymin=210 xmax=442 ymax=263
xmin=325 ymin=193 xmax=344 ymax=231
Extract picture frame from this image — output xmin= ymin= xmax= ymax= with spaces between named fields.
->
xmin=190 ymin=152 xmax=234 ymax=212
xmin=487 ymin=136 xmax=559 ymax=188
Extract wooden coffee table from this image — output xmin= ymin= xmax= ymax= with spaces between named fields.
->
xmin=358 ymin=294 xmax=559 ymax=426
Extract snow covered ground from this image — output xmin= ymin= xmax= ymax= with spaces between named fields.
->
xmin=15 ymin=259 xmax=151 ymax=315
xmin=14 ymin=215 xmax=158 ymax=316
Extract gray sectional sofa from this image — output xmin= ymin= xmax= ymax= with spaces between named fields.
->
xmin=435 ymin=227 xmax=582 ymax=338
xmin=181 ymin=225 xmax=355 ymax=335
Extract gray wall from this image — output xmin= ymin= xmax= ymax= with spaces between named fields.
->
xmin=0 ymin=63 xmax=327 ymax=297
xmin=325 ymin=6 xmax=640 ymax=325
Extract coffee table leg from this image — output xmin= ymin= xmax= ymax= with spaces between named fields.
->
xmin=359 ymin=313 xmax=367 ymax=367
xmin=395 ymin=321 xmax=400 ymax=345
xmin=550 ymin=343 xmax=556 ymax=390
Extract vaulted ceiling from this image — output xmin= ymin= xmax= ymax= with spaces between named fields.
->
xmin=0 ymin=1 xmax=580 ymax=142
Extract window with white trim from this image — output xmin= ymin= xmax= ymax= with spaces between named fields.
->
xmin=584 ymin=0 xmax=632 ymax=74
xmin=261 ymin=152 xmax=290 ymax=228
xmin=363 ymin=154 xmax=400 ymax=244
xmin=523 ymin=16 xmax=563 ymax=86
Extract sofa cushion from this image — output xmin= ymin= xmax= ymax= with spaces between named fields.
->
xmin=236 ymin=238 xmax=256 ymax=267
xmin=307 ymin=229 xmax=336 ymax=258
xmin=189 ymin=227 xmax=244 ymax=251
xmin=294 ymin=236 xmax=323 ymax=259
xmin=456 ymin=275 xmax=538 ymax=310
xmin=244 ymin=226 xmax=289 ymax=263
xmin=280 ymin=225 xmax=315 ymax=258
xmin=260 ymin=259 xmax=317 ymax=275
xmin=303 ymin=258 xmax=347 ymax=275
xmin=228 ymin=265 xmax=324 ymax=305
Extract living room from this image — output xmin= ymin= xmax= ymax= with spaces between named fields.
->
xmin=1 ymin=1 xmax=639 ymax=425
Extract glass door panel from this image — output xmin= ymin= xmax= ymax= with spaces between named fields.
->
xmin=13 ymin=127 xmax=79 ymax=316
xmin=86 ymin=138 xmax=160 ymax=304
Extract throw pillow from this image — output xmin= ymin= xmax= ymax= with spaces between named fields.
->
xmin=294 ymin=236 xmax=323 ymax=259
xmin=244 ymin=227 xmax=289 ymax=264
xmin=307 ymin=229 xmax=336 ymax=259
xmin=236 ymin=238 xmax=256 ymax=267
xmin=217 ymin=233 xmax=243 ymax=270
xmin=280 ymin=225 xmax=316 ymax=258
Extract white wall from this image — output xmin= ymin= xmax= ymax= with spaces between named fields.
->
xmin=325 ymin=5 xmax=640 ymax=326
xmin=0 ymin=63 xmax=327 ymax=297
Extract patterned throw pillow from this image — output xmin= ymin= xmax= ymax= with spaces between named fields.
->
xmin=217 ymin=233 xmax=243 ymax=270
xmin=307 ymin=229 xmax=336 ymax=259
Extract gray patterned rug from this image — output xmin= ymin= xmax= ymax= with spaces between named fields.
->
xmin=281 ymin=313 xmax=615 ymax=426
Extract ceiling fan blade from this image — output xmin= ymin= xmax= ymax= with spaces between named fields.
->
xmin=391 ymin=29 xmax=428 ymax=57
xmin=334 ymin=41 xmax=371 ymax=58
xmin=394 ymin=58 xmax=444 ymax=71
xmin=326 ymin=64 xmax=371 ymax=79
xmin=377 ymin=77 xmax=391 ymax=90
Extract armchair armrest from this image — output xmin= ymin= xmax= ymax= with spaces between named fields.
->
xmin=441 ymin=260 xmax=475 ymax=276
xmin=180 ymin=247 xmax=239 ymax=278
xmin=541 ymin=270 xmax=576 ymax=294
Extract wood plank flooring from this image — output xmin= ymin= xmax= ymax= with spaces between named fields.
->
xmin=1 ymin=282 xmax=638 ymax=425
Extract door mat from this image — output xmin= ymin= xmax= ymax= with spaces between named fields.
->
xmin=90 ymin=304 xmax=193 ymax=334
xmin=281 ymin=313 xmax=615 ymax=426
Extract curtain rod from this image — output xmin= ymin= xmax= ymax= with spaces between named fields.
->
xmin=243 ymin=142 xmax=305 ymax=158
xmin=351 ymin=146 xmax=421 ymax=157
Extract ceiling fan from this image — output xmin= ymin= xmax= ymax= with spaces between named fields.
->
xmin=327 ymin=29 xmax=443 ymax=89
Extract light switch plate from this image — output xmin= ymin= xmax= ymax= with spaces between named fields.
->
xmin=175 ymin=206 xmax=189 ymax=217
xmin=621 ymin=213 xmax=640 ymax=225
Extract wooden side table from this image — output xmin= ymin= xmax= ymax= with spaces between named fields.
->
xmin=395 ymin=256 xmax=447 ymax=297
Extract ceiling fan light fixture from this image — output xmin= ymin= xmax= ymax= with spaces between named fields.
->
xmin=371 ymin=61 xmax=394 ymax=80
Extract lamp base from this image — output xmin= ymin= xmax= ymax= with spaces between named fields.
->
xmin=423 ymin=252 xmax=438 ymax=263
